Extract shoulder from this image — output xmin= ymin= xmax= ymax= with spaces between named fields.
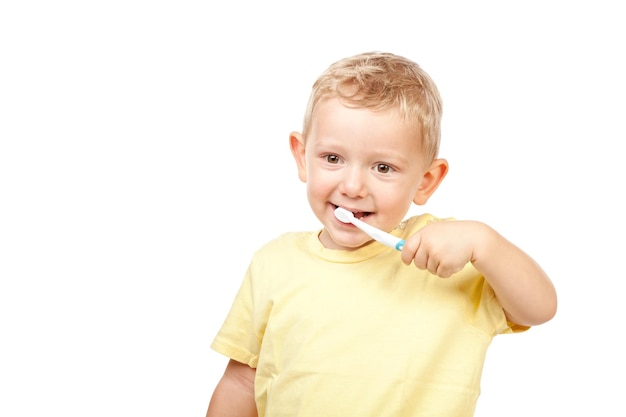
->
xmin=253 ymin=231 xmax=313 ymax=258
xmin=395 ymin=213 xmax=455 ymax=236
xmin=245 ymin=231 xmax=317 ymax=287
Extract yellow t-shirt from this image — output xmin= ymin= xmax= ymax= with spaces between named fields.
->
xmin=211 ymin=214 xmax=526 ymax=417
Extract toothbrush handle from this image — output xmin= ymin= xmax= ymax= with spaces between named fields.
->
xmin=350 ymin=216 xmax=405 ymax=251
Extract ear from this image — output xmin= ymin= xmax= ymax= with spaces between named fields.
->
xmin=413 ymin=158 xmax=449 ymax=205
xmin=289 ymin=131 xmax=307 ymax=183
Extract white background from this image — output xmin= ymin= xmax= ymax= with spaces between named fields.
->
xmin=1 ymin=1 xmax=624 ymax=416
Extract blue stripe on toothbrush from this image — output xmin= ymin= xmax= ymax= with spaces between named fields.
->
xmin=395 ymin=240 xmax=405 ymax=251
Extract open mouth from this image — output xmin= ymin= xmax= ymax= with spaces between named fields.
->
xmin=333 ymin=204 xmax=372 ymax=220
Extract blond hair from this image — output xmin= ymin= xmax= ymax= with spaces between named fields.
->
xmin=302 ymin=51 xmax=443 ymax=164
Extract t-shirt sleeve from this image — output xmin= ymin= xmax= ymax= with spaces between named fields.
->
xmin=211 ymin=264 xmax=262 ymax=368
xmin=404 ymin=214 xmax=529 ymax=335
xmin=459 ymin=264 xmax=530 ymax=335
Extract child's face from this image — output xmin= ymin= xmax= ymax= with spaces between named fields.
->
xmin=291 ymin=98 xmax=445 ymax=250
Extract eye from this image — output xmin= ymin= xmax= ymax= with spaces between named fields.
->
xmin=375 ymin=163 xmax=393 ymax=174
xmin=325 ymin=154 xmax=340 ymax=164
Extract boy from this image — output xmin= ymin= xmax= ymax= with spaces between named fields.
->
xmin=206 ymin=51 xmax=557 ymax=417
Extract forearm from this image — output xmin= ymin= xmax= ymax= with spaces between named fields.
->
xmin=472 ymin=223 xmax=557 ymax=326
xmin=207 ymin=360 xmax=257 ymax=417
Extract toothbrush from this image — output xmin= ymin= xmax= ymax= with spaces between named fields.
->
xmin=334 ymin=207 xmax=405 ymax=251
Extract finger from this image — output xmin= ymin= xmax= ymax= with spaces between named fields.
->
xmin=436 ymin=267 xmax=451 ymax=278
xmin=400 ymin=233 xmax=421 ymax=265
xmin=437 ymin=263 xmax=464 ymax=279
xmin=427 ymin=256 xmax=440 ymax=276
xmin=412 ymin=249 xmax=429 ymax=270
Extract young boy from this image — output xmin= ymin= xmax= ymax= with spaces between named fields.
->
xmin=206 ymin=51 xmax=557 ymax=417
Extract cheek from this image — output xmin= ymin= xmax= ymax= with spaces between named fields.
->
xmin=307 ymin=163 xmax=334 ymax=184
xmin=377 ymin=180 xmax=409 ymax=200
xmin=375 ymin=182 xmax=416 ymax=214
xmin=305 ymin=167 xmax=334 ymax=198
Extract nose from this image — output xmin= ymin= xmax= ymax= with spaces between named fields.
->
xmin=338 ymin=167 xmax=368 ymax=198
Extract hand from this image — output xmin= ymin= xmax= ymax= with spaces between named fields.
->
xmin=401 ymin=219 xmax=557 ymax=325
xmin=400 ymin=220 xmax=485 ymax=278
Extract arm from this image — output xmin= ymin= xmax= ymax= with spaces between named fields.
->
xmin=206 ymin=359 xmax=257 ymax=417
xmin=400 ymin=220 xmax=557 ymax=326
